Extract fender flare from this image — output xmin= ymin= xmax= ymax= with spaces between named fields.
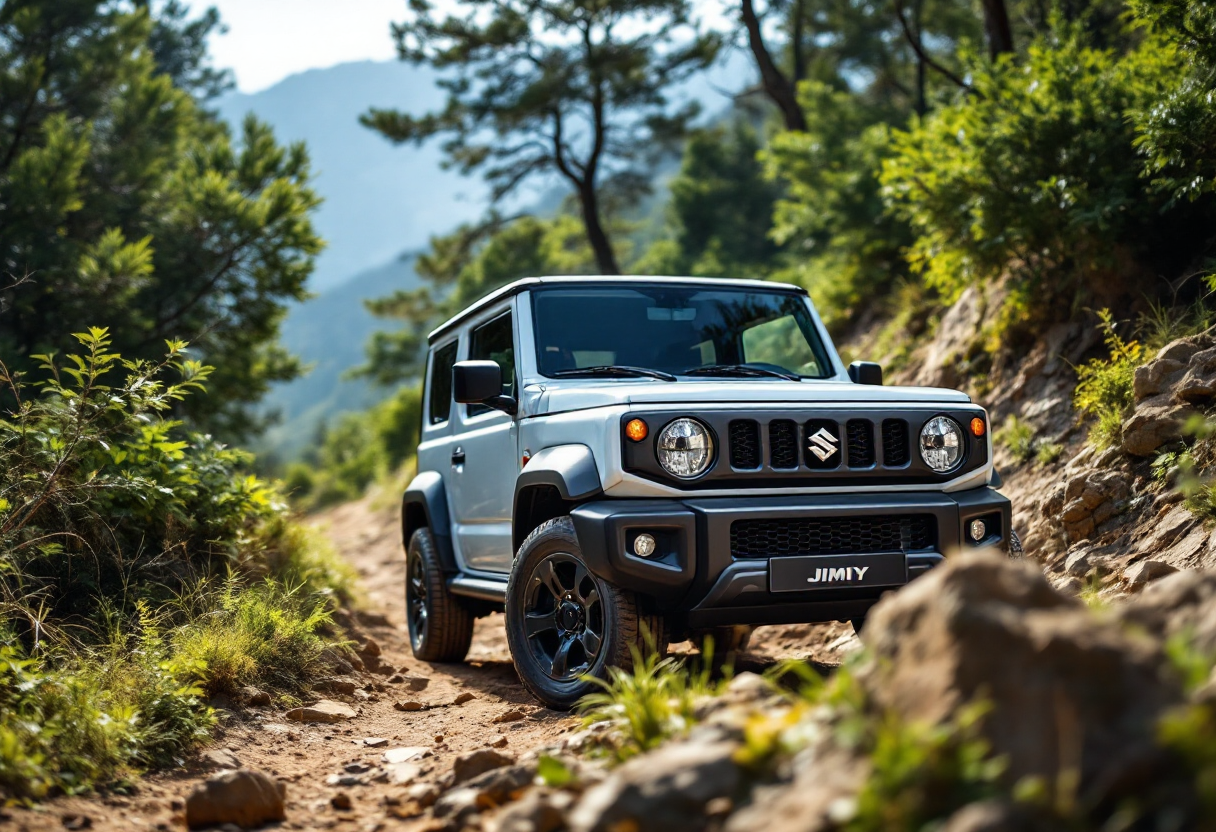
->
xmin=401 ymin=470 xmax=457 ymax=573
xmin=512 ymin=444 xmax=603 ymax=551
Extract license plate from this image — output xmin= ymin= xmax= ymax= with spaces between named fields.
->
xmin=770 ymin=552 xmax=908 ymax=593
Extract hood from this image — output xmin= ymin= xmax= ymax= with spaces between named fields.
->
xmin=523 ymin=378 xmax=972 ymax=417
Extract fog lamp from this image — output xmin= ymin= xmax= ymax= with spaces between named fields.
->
xmin=968 ymin=519 xmax=987 ymax=542
xmin=633 ymin=533 xmax=657 ymax=558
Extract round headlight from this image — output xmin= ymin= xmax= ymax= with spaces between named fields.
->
xmin=920 ymin=416 xmax=965 ymax=473
xmin=656 ymin=418 xmax=714 ymax=479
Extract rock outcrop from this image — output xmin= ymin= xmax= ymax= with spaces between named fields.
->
xmin=185 ymin=768 xmax=286 ymax=830
xmin=1123 ymin=330 xmax=1216 ymax=457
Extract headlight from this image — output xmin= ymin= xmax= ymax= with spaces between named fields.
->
xmin=657 ymin=418 xmax=713 ymax=479
xmin=920 ymin=416 xmax=964 ymax=473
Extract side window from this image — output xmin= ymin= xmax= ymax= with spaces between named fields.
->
xmin=428 ymin=341 xmax=458 ymax=424
xmin=467 ymin=312 xmax=515 ymax=417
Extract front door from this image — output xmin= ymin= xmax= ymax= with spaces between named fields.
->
xmin=448 ymin=308 xmax=519 ymax=574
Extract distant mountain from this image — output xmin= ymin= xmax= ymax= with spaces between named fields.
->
xmin=217 ymin=61 xmax=485 ymax=293
xmin=256 ymin=254 xmax=421 ymax=464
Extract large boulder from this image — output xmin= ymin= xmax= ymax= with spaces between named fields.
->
xmin=185 ymin=768 xmax=286 ymax=829
xmin=857 ymin=552 xmax=1182 ymax=803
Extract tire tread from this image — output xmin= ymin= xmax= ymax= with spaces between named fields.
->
xmin=408 ymin=528 xmax=475 ymax=663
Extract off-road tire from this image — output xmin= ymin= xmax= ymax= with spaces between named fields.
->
xmin=505 ymin=516 xmax=665 ymax=710
xmin=692 ymin=625 xmax=753 ymax=657
xmin=406 ymin=527 xmax=475 ymax=663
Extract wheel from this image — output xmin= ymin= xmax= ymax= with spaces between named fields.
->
xmin=692 ymin=625 xmax=753 ymax=657
xmin=505 ymin=516 xmax=665 ymax=710
xmin=405 ymin=527 xmax=474 ymax=662
xmin=1008 ymin=529 xmax=1024 ymax=558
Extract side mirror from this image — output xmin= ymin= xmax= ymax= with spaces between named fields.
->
xmin=453 ymin=360 xmax=517 ymax=415
xmin=848 ymin=361 xmax=883 ymax=386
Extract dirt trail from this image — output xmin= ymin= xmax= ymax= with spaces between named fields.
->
xmin=6 ymin=495 xmax=858 ymax=832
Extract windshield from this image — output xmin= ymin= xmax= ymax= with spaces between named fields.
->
xmin=531 ymin=284 xmax=833 ymax=379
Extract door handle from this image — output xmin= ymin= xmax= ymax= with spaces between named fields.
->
xmin=451 ymin=447 xmax=466 ymax=466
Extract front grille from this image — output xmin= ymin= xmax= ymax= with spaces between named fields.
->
xmin=731 ymin=515 xmax=935 ymax=559
xmin=770 ymin=420 xmax=799 ymax=469
xmin=846 ymin=419 xmax=875 ymax=468
xmin=883 ymin=419 xmax=910 ymax=467
xmin=729 ymin=420 xmax=761 ymax=469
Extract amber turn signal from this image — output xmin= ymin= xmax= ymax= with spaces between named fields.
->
xmin=625 ymin=419 xmax=648 ymax=442
xmin=970 ymin=417 xmax=986 ymax=437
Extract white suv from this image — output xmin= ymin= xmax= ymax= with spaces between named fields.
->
xmin=401 ymin=276 xmax=1013 ymax=708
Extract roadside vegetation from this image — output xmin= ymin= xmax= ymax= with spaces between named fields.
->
xmin=0 ymin=331 xmax=350 ymax=801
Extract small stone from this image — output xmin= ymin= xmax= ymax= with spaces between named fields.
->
xmin=1124 ymin=559 xmax=1179 ymax=592
xmin=325 ymin=774 xmax=364 ymax=787
xmin=345 ymin=763 xmax=371 ymax=774
xmin=400 ymin=675 xmax=430 ymax=692
xmin=61 ymin=814 xmax=92 ymax=830
xmin=386 ymin=763 xmax=421 ymax=785
xmin=452 ymin=692 xmax=475 ymax=706
xmin=185 ymin=768 xmax=286 ymax=830
xmin=331 ymin=792 xmax=352 ymax=811
xmin=285 ymin=699 xmax=357 ymax=723
xmin=387 ymin=674 xmax=405 ymax=684
xmin=493 ymin=789 xmax=567 ymax=832
xmin=322 ymin=676 xmax=358 ymax=696
xmin=452 ymin=748 xmax=514 ymax=785
xmin=202 ymin=748 xmax=241 ymax=770
xmin=492 ymin=709 xmax=525 ymax=724
xmin=360 ymin=638 xmax=382 ymax=657
xmin=241 ymin=686 xmax=271 ymax=707
xmin=490 ymin=734 xmax=508 ymax=748
xmin=364 ymin=737 xmax=388 ymax=748
xmin=394 ymin=700 xmax=426 ymax=712
xmin=383 ymin=747 xmax=431 ymax=764
xmin=434 ymin=734 xmax=446 ymax=743
xmin=407 ymin=782 xmax=440 ymax=808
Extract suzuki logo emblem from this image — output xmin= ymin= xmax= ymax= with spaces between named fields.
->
xmin=808 ymin=427 xmax=839 ymax=462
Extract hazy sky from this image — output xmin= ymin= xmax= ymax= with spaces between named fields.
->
xmin=208 ymin=0 xmax=404 ymax=92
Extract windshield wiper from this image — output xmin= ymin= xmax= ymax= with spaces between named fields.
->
xmin=551 ymin=365 xmax=677 ymax=381
xmin=682 ymin=364 xmax=800 ymax=381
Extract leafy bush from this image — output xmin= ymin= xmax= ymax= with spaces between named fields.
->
xmin=1073 ymin=311 xmax=1144 ymax=450
xmin=290 ymin=385 xmax=422 ymax=509
xmin=0 ymin=330 xmax=346 ymax=799
xmin=995 ymin=416 xmax=1037 ymax=464
xmin=882 ymin=29 xmax=1216 ymax=343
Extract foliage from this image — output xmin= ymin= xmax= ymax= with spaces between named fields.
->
xmin=882 ymin=28 xmax=1216 ymax=343
xmin=638 ymin=121 xmax=783 ymax=278
xmin=0 ymin=1 xmax=322 ymax=439
xmin=0 ymin=333 xmax=346 ymax=799
xmin=577 ymin=640 xmax=727 ymax=760
xmin=357 ymin=214 xmax=595 ymax=386
xmin=364 ymin=0 xmax=720 ymax=274
xmin=288 ymin=385 xmax=424 ymax=508
xmin=172 ymin=578 xmax=333 ymax=700
xmin=995 ymin=415 xmax=1036 ymax=464
xmin=1073 ymin=310 xmax=1144 ymax=450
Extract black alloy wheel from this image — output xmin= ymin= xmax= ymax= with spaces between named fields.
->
xmin=405 ymin=527 xmax=474 ymax=662
xmin=505 ymin=516 xmax=665 ymax=709
xmin=521 ymin=553 xmax=607 ymax=681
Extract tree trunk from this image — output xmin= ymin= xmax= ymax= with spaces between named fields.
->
xmin=578 ymin=185 xmax=620 ymax=275
xmin=913 ymin=0 xmax=926 ymax=116
xmin=981 ymin=0 xmax=1015 ymax=59
xmin=740 ymin=0 xmax=808 ymax=132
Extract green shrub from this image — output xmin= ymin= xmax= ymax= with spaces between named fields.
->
xmin=578 ymin=639 xmax=727 ymax=760
xmin=995 ymin=416 xmax=1037 ymax=464
xmin=0 ymin=330 xmax=349 ymax=798
xmin=1073 ymin=310 xmax=1144 ymax=450
xmin=173 ymin=579 xmax=334 ymax=700
xmin=882 ymin=29 xmax=1216 ymax=343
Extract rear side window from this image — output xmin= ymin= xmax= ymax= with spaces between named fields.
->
xmin=468 ymin=312 xmax=515 ymax=417
xmin=428 ymin=341 xmax=458 ymax=424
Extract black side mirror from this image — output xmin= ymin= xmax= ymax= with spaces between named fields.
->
xmin=848 ymin=361 xmax=883 ymax=386
xmin=453 ymin=360 xmax=517 ymax=415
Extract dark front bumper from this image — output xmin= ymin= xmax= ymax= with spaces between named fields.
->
xmin=570 ymin=487 xmax=1011 ymax=628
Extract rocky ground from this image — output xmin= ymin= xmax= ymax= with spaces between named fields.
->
xmin=2 ymin=494 xmax=861 ymax=832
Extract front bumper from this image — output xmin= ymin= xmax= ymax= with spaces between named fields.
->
xmin=570 ymin=487 xmax=1011 ymax=628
